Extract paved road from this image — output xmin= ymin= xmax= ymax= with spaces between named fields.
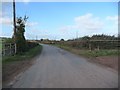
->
xmin=9 ymin=44 xmax=118 ymax=88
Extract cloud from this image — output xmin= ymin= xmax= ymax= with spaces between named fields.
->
xmin=0 ymin=13 xmax=2 ymax=17
xmin=0 ymin=16 xmax=39 ymax=27
xmin=106 ymin=15 xmax=118 ymax=21
xmin=26 ymin=22 xmax=39 ymax=26
xmin=59 ymin=13 xmax=104 ymax=32
xmin=0 ymin=11 xmax=13 ymax=25
xmin=0 ymin=17 xmax=12 ymax=25
xmin=74 ymin=13 xmax=104 ymax=30
xmin=23 ymin=0 xmax=31 ymax=2
xmin=22 ymin=0 xmax=31 ymax=4
xmin=105 ymin=15 xmax=118 ymax=36
xmin=58 ymin=14 xmax=118 ymax=38
xmin=106 ymin=15 xmax=118 ymax=24
xmin=25 ymin=29 xmax=53 ymax=39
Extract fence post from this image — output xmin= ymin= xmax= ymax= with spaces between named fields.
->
xmin=89 ymin=43 xmax=91 ymax=51
xmin=15 ymin=43 xmax=17 ymax=54
xmin=3 ymin=46 xmax=5 ymax=56
xmin=97 ymin=45 xmax=100 ymax=51
xmin=10 ymin=43 xmax=11 ymax=55
xmin=3 ymin=44 xmax=5 ymax=56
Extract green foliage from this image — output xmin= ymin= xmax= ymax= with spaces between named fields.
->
xmin=3 ymin=44 xmax=42 ymax=64
xmin=15 ymin=16 xmax=28 ymax=53
xmin=79 ymin=34 xmax=118 ymax=40
xmin=27 ymin=42 xmax=39 ymax=50
xmin=40 ymin=39 xmax=43 ymax=41
xmin=60 ymin=39 xmax=64 ymax=41
xmin=78 ymin=50 xmax=119 ymax=57
xmin=81 ymin=36 xmax=90 ymax=40
xmin=2 ymin=38 xmax=14 ymax=43
xmin=91 ymin=34 xmax=117 ymax=40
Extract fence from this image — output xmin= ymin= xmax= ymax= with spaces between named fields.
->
xmin=2 ymin=43 xmax=17 ymax=56
xmin=57 ymin=40 xmax=119 ymax=51
xmin=88 ymin=40 xmax=119 ymax=51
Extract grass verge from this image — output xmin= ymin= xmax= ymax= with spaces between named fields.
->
xmin=2 ymin=44 xmax=42 ymax=64
xmin=54 ymin=44 xmax=119 ymax=58
xmin=2 ymin=44 xmax=42 ymax=86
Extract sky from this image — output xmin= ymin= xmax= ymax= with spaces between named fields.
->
xmin=1 ymin=2 xmax=118 ymax=40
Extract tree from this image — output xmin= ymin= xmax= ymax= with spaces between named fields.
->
xmin=15 ymin=16 xmax=28 ymax=53
xmin=60 ymin=39 xmax=64 ymax=41
xmin=40 ymin=39 xmax=43 ymax=41
xmin=81 ymin=36 xmax=90 ymax=40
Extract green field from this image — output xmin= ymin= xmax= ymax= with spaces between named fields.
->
xmin=54 ymin=44 xmax=119 ymax=58
xmin=3 ymin=44 xmax=42 ymax=64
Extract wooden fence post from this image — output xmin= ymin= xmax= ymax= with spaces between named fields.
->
xmin=15 ymin=43 xmax=17 ymax=54
xmin=89 ymin=43 xmax=91 ymax=51
xmin=97 ymin=45 xmax=100 ymax=51
xmin=10 ymin=43 xmax=11 ymax=55
xmin=3 ymin=44 xmax=5 ymax=56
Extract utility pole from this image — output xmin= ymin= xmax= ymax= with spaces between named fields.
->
xmin=13 ymin=0 xmax=17 ymax=54
xmin=13 ymin=0 xmax=16 ymax=42
xmin=76 ymin=31 xmax=78 ymax=39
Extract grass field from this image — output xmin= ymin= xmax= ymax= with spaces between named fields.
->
xmin=54 ymin=44 xmax=119 ymax=58
xmin=2 ymin=44 xmax=42 ymax=64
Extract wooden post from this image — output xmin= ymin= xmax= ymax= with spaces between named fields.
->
xmin=15 ymin=43 xmax=17 ymax=54
xmin=89 ymin=43 xmax=91 ymax=51
xmin=3 ymin=44 xmax=5 ymax=56
xmin=4 ymin=44 xmax=6 ymax=56
xmin=97 ymin=45 xmax=99 ymax=51
xmin=10 ymin=43 xmax=11 ymax=55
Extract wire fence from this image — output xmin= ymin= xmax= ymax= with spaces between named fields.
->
xmin=56 ymin=40 xmax=120 ymax=51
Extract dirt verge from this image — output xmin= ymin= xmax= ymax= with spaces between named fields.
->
xmin=60 ymin=47 xmax=118 ymax=71
xmin=2 ymin=55 xmax=39 ymax=87
xmin=71 ymin=48 xmax=118 ymax=71
xmin=95 ymin=56 xmax=118 ymax=70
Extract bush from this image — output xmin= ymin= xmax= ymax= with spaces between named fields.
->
xmin=27 ymin=42 xmax=39 ymax=50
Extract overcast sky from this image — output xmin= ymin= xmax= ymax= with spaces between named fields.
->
xmin=1 ymin=2 xmax=118 ymax=40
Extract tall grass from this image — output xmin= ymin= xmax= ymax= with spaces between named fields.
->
xmin=54 ymin=44 xmax=119 ymax=58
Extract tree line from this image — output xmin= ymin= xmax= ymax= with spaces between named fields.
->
xmin=68 ymin=34 xmax=118 ymax=41
xmin=59 ymin=34 xmax=119 ymax=50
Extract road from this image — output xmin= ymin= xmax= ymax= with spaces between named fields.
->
xmin=8 ymin=44 xmax=118 ymax=88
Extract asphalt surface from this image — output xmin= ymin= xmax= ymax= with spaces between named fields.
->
xmin=8 ymin=44 xmax=118 ymax=88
